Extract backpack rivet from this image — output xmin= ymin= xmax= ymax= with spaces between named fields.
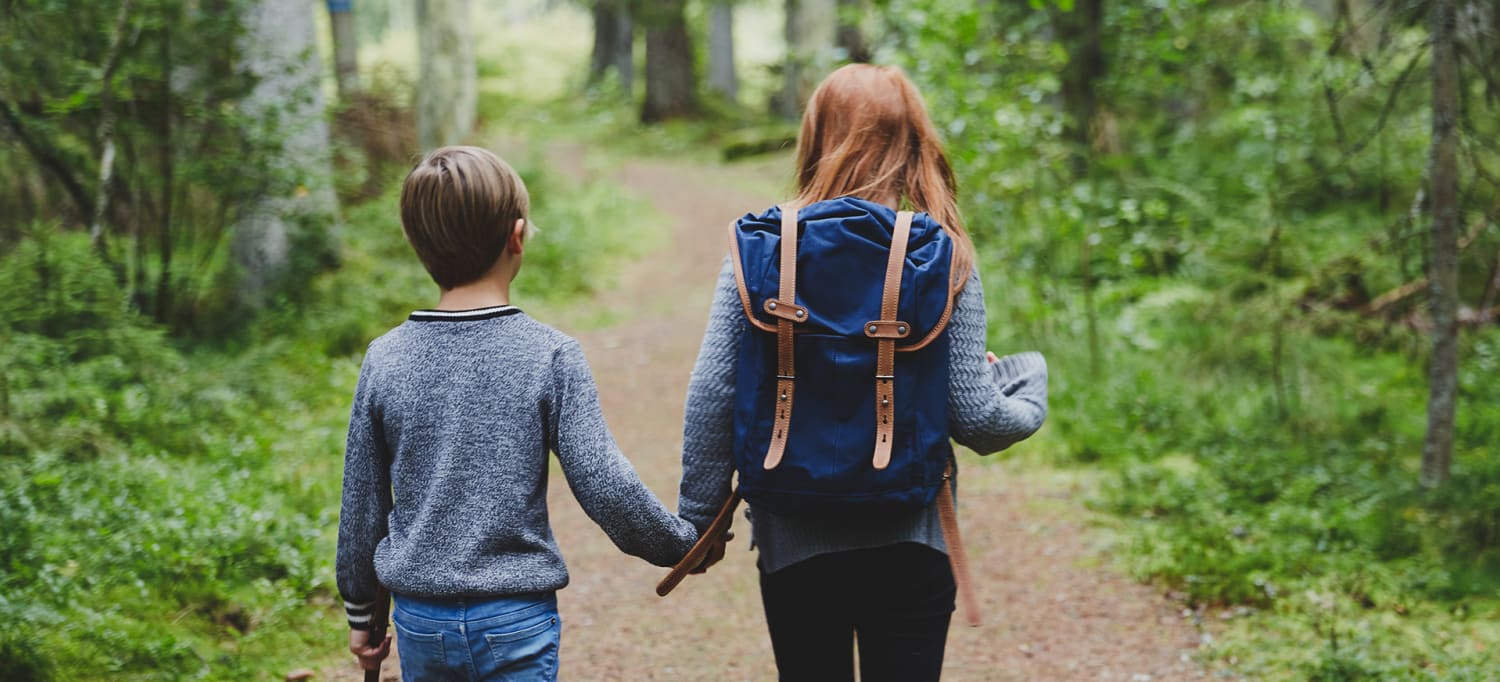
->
xmin=868 ymin=325 xmax=878 ymax=334
xmin=898 ymin=325 xmax=907 ymax=334
xmin=882 ymin=398 xmax=890 ymax=406
xmin=768 ymin=301 xmax=777 ymax=310
xmin=780 ymin=392 xmax=788 ymax=401
xmin=795 ymin=310 xmax=804 ymax=318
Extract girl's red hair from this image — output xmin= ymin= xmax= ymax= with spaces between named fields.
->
xmin=793 ymin=64 xmax=975 ymax=290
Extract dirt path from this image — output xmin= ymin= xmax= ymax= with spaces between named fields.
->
xmin=326 ymin=148 xmax=1206 ymax=681
xmin=538 ymin=150 xmax=1206 ymax=681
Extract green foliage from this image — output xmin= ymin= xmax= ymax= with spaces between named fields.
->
xmin=883 ymin=0 xmax=1499 ymax=676
xmin=0 ymin=0 xmax=334 ymax=332
xmin=0 ymin=157 xmax=655 ymax=678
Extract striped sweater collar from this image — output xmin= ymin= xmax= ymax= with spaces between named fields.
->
xmin=408 ymin=305 xmax=522 ymax=322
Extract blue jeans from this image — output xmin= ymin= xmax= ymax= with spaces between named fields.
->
xmin=393 ymin=592 xmax=561 ymax=681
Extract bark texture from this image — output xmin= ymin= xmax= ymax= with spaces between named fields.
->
xmin=1422 ymin=0 xmax=1460 ymax=488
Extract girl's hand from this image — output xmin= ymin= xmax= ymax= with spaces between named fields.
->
xmin=987 ymin=351 xmax=999 ymax=364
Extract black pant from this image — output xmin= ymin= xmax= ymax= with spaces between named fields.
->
xmin=759 ymin=542 xmax=957 ymax=682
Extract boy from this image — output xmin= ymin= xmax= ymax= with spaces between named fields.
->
xmin=336 ymin=146 xmax=699 ymax=680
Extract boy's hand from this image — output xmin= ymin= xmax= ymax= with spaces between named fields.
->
xmin=689 ymin=531 xmax=733 ymax=574
xmin=987 ymin=351 xmax=999 ymax=364
xmin=349 ymin=629 xmax=392 ymax=671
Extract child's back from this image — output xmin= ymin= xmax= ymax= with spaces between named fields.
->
xmin=335 ymin=147 xmax=696 ymax=681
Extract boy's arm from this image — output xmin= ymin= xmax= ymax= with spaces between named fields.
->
xmin=948 ymin=271 xmax=1049 ymax=454
xmin=335 ymin=358 xmax=392 ymax=631
xmin=547 ymin=339 xmax=699 ymax=567
xmin=676 ymin=259 xmax=741 ymax=532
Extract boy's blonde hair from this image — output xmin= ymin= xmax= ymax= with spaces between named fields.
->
xmin=400 ymin=146 xmax=529 ymax=290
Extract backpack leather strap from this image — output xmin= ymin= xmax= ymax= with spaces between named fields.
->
xmin=937 ymin=461 xmax=982 ymax=627
xmin=865 ymin=210 xmax=914 ymax=470
xmin=762 ymin=205 xmax=806 ymax=470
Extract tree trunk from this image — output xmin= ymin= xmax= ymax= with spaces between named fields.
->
xmin=641 ymin=0 xmax=697 ymax=123
xmin=708 ymin=2 xmax=738 ymax=101
xmin=590 ymin=1 xmax=634 ymax=93
xmin=233 ymin=0 xmax=338 ymax=310
xmin=1422 ymin=0 xmax=1460 ymax=488
xmin=1053 ymin=0 xmax=1106 ymax=175
xmin=416 ymin=0 xmax=476 ymax=148
xmin=774 ymin=0 xmax=837 ymax=119
xmin=328 ymin=0 xmax=359 ymax=98
xmin=836 ymin=0 xmax=871 ymax=63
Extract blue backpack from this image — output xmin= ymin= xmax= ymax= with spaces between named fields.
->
xmin=727 ymin=197 xmax=957 ymax=518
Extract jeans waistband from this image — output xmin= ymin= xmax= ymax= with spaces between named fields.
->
xmin=393 ymin=591 xmax=557 ymax=632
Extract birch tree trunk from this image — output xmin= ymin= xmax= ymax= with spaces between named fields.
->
xmin=416 ymin=0 xmax=476 ymax=149
xmin=1422 ymin=0 xmax=1460 ymax=488
xmin=233 ymin=0 xmax=338 ymax=309
xmin=708 ymin=2 xmax=738 ymax=101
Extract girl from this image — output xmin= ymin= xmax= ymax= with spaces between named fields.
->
xmin=676 ymin=64 xmax=1050 ymax=681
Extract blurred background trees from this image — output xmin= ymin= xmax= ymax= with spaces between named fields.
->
xmin=1 ymin=0 xmax=1497 ymax=678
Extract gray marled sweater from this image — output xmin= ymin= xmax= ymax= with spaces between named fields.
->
xmin=678 ymin=262 xmax=1048 ymax=573
xmin=335 ymin=305 xmax=698 ymax=629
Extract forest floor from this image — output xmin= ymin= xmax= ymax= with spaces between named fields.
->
xmin=326 ymin=143 xmax=1211 ymax=681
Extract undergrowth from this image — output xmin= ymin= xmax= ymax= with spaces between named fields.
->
xmin=0 ymin=160 xmax=654 ymax=680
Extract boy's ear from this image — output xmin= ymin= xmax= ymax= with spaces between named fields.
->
xmin=507 ymin=218 xmax=526 ymax=255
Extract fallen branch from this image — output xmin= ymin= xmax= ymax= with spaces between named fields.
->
xmin=1362 ymin=210 xmax=1495 ymax=315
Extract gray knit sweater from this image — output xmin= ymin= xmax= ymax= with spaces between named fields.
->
xmin=335 ymin=305 xmax=698 ymax=629
xmin=677 ymin=262 xmax=1048 ymax=573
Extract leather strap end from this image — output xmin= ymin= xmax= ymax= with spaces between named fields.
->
xmin=937 ymin=465 xmax=982 ymax=627
xmin=764 ymin=298 xmax=809 ymax=322
xmin=864 ymin=320 xmax=911 ymax=339
xmin=763 ymin=378 xmax=795 ymax=470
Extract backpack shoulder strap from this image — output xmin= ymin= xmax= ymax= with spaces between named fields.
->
xmin=864 ymin=210 xmax=914 ymax=470
xmin=727 ymin=221 xmax=776 ymax=333
xmin=760 ymin=205 xmax=808 ymax=470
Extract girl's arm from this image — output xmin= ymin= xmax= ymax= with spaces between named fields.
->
xmin=676 ymin=259 xmax=742 ymax=532
xmin=547 ymin=338 xmax=699 ymax=567
xmin=947 ymin=271 xmax=1049 ymax=454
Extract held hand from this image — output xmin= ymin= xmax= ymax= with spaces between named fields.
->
xmin=349 ymin=629 xmax=392 ymax=671
xmin=689 ymin=531 xmax=734 ymax=575
xmin=987 ymin=351 xmax=999 ymax=364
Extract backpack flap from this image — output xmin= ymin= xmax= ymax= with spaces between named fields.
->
xmin=729 ymin=197 xmax=955 ymax=349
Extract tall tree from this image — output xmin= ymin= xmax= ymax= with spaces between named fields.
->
xmin=708 ymin=1 xmax=738 ymax=101
xmin=589 ymin=0 xmax=634 ymax=93
xmin=835 ymin=0 xmax=871 ymax=63
xmin=234 ymin=0 xmax=338 ymax=310
xmin=641 ymin=0 xmax=697 ymax=123
xmin=327 ymin=0 xmax=359 ymax=97
xmin=416 ymin=0 xmax=476 ymax=148
xmin=1051 ymin=0 xmax=1106 ymax=175
xmin=1422 ymin=0 xmax=1461 ymax=488
xmin=774 ymin=0 xmax=836 ymax=119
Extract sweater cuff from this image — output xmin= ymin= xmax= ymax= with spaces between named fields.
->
xmin=992 ymin=351 xmax=1046 ymax=384
xmin=344 ymin=599 xmax=376 ymax=631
